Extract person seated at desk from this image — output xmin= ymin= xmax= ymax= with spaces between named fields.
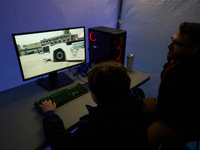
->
xmin=39 ymin=60 xmax=149 ymax=149
xmin=143 ymin=22 xmax=200 ymax=149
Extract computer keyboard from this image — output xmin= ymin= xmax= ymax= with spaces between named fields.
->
xmin=34 ymin=83 xmax=88 ymax=114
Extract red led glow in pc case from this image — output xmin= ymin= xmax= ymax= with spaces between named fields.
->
xmin=89 ymin=26 xmax=127 ymax=65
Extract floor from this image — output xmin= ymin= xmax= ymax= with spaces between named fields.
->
xmin=140 ymin=73 xmax=198 ymax=150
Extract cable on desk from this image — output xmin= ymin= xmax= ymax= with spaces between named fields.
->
xmin=73 ymin=62 xmax=94 ymax=77
xmin=77 ymin=74 xmax=87 ymax=83
xmin=68 ymin=62 xmax=94 ymax=83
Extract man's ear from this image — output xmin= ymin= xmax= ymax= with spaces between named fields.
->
xmin=190 ymin=46 xmax=199 ymax=55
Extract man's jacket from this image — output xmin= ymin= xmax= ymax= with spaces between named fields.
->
xmin=157 ymin=52 xmax=200 ymax=131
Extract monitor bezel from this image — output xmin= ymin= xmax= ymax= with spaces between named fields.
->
xmin=12 ymin=26 xmax=86 ymax=81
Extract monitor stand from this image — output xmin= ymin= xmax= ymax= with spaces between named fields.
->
xmin=37 ymin=72 xmax=74 ymax=91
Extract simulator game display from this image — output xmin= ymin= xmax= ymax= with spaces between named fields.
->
xmin=12 ymin=26 xmax=86 ymax=90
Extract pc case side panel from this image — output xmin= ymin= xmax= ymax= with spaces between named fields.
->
xmin=89 ymin=29 xmax=112 ymax=63
xmin=89 ymin=27 xmax=126 ymax=65
xmin=112 ymin=31 xmax=127 ymax=65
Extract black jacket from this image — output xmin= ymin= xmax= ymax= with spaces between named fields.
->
xmin=43 ymin=91 xmax=148 ymax=149
xmin=157 ymin=52 xmax=200 ymax=131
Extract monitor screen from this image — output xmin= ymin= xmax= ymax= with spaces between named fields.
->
xmin=12 ymin=26 xmax=86 ymax=81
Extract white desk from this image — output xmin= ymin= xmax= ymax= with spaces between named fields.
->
xmin=0 ymin=69 xmax=150 ymax=150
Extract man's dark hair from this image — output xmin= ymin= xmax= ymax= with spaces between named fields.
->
xmin=88 ymin=60 xmax=131 ymax=104
xmin=179 ymin=22 xmax=200 ymax=49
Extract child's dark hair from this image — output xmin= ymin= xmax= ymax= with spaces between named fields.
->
xmin=88 ymin=60 xmax=131 ymax=104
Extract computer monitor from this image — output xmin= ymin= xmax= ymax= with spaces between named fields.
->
xmin=12 ymin=26 xmax=86 ymax=91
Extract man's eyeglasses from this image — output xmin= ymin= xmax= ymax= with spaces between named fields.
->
xmin=170 ymin=37 xmax=194 ymax=47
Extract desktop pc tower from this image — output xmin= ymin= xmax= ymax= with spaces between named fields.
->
xmin=89 ymin=26 xmax=127 ymax=65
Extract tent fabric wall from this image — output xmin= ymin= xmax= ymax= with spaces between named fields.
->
xmin=1 ymin=0 xmax=200 ymax=92
xmin=120 ymin=0 xmax=200 ymax=73
xmin=0 ymin=0 xmax=119 ymax=92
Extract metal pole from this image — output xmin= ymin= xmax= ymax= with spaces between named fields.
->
xmin=117 ymin=0 xmax=123 ymax=29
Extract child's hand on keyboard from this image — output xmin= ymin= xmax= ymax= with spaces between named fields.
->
xmin=39 ymin=100 xmax=56 ymax=113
